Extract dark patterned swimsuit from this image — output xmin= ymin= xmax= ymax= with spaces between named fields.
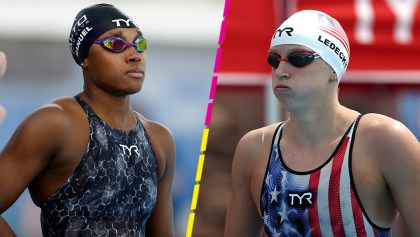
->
xmin=40 ymin=96 xmax=158 ymax=237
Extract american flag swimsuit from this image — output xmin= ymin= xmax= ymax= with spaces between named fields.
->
xmin=260 ymin=116 xmax=392 ymax=237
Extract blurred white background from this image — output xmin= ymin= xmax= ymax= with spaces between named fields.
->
xmin=0 ymin=0 xmax=224 ymax=236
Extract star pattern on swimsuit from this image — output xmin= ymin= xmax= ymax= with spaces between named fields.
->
xmin=272 ymin=228 xmax=282 ymax=237
xmin=263 ymin=211 xmax=270 ymax=226
xmin=281 ymin=170 xmax=287 ymax=184
xmin=269 ymin=186 xmax=281 ymax=203
xmin=265 ymin=172 xmax=272 ymax=186
xmin=278 ymin=202 xmax=290 ymax=224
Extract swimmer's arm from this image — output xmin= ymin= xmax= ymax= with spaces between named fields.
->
xmin=369 ymin=115 xmax=420 ymax=235
xmin=0 ymin=216 xmax=16 ymax=237
xmin=224 ymin=133 xmax=263 ymax=237
xmin=145 ymin=123 xmax=176 ymax=237
xmin=0 ymin=105 xmax=68 ymax=233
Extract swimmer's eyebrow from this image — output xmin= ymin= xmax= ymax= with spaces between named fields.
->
xmin=106 ymin=29 xmax=144 ymax=38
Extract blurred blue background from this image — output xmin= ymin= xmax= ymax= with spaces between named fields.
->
xmin=0 ymin=0 xmax=224 ymax=236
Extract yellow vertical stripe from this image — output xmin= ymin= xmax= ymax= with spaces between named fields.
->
xmin=200 ymin=128 xmax=210 ymax=152
xmin=186 ymin=212 xmax=195 ymax=237
xmin=195 ymin=154 xmax=205 ymax=182
xmin=190 ymin=184 xmax=200 ymax=210
xmin=187 ymin=2 xmax=229 ymax=234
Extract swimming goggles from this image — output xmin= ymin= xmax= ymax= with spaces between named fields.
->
xmin=94 ymin=36 xmax=147 ymax=53
xmin=267 ymin=52 xmax=320 ymax=68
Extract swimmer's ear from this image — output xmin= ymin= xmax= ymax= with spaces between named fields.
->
xmin=81 ymin=60 xmax=89 ymax=70
xmin=330 ymin=70 xmax=338 ymax=82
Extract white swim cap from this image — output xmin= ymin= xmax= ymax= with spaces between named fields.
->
xmin=270 ymin=10 xmax=350 ymax=81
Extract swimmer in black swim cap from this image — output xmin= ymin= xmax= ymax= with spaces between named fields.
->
xmin=0 ymin=3 xmax=176 ymax=237
xmin=69 ymin=3 xmax=141 ymax=66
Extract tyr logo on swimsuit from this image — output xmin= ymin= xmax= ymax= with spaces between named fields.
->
xmin=288 ymin=192 xmax=313 ymax=208
xmin=119 ymin=144 xmax=140 ymax=156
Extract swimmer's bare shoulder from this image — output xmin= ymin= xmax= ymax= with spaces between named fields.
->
xmin=0 ymin=96 xmax=88 ymax=207
xmin=235 ymin=122 xmax=282 ymax=169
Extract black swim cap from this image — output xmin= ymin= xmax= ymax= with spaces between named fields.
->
xmin=69 ymin=3 xmax=139 ymax=66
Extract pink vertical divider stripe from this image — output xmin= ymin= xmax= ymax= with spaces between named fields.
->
xmin=209 ymin=76 xmax=218 ymax=99
xmin=189 ymin=1 xmax=230 ymax=236
xmin=219 ymin=20 xmax=227 ymax=45
xmin=223 ymin=0 xmax=231 ymax=17
xmin=213 ymin=48 xmax=223 ymax=73
xmin=205 ymin=102 xmax=214 ymax=126
xmin=204 ymin=1 xmax=227 ymax=128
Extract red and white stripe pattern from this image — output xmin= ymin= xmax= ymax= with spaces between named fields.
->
xmin=307 ymin=136 xmax=378 ymax=236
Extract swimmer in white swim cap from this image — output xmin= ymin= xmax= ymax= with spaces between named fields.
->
xmin=269 ymin=10 xmax=350 ymax=81
xmin=225 ymin=9 xmax=420 ymax=237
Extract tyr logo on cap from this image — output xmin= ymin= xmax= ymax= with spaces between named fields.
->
xmin=111 ymin=19 xmax=138 ymax=27
xmin=272 ymin=27 xmax=294 ymax=39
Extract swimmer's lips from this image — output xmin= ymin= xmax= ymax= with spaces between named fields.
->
xmin=274 ymin=84 xmax=291 ymax=92
xmin=126 ymin=67 xmax=145 ymax=79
